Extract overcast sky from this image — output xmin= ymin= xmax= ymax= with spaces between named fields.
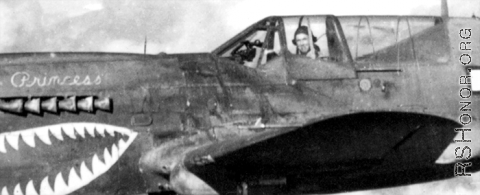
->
xmin=1 ymin=0 xmax=479 ymax=54
xmin=1 ymin=0 xmax=480 ymax=194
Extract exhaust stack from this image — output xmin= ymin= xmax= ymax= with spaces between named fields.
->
xmin=24 ymin=98 xmax=41 ymax=114
xmin=58 ymin=96 xmax=77 ymax=112
xmin=78 ymin=97 xmax=94 ymax=112
xmin=41 ymin=97 xmax=58 ymax=113
xmin=0 ymin=99 xmax=24 ymax=113
xmin=94 ymin=97 xmax=112 ymax=111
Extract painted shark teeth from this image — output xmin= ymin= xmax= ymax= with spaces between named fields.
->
xmin=40 ymin=177 xmax=54 ymax=195
xmin=103 ymin=125 xmax=115 ymax=137
xmin=35 ymin=129 xmax=51 ymax=145
xmin=5 ymin=132 xmax=19 ymax=151
xmin=20 ymin=130 xmax=36 ymax=148
xmin=118 ymin=139 xmax=128 ymax=154
xmin=95 ymin=126 xmax=106 ymax=137
xmin=80 ymin=161 xmax=94 ymax=184
xmin=13 ymin=183 xmax=22 ymax=195
xmin=1 ymin=187 xmax=8 ymax=195
xmin=0 ymin=123 xmax=138 ymax=195
xmin=25 ymin=181 xmax=38 ymax=195
xmin=103 ymin=147 xmax=113 ymax=166
xmin=74 ymin=125 xmax=85 ymax=139
xmin=61 ymin=125 xmax=76 ymax=140
xmin=49 ymin=126 xmax=64 ymax=141
xmin=0 ymin=123 xmax=132 ymax=153
xmin=67 ymin=167 xmax=82 ymax=191
xmin=85 ymin=124 xmax=96 ymax=137
xmin=111 ymin=143 xmax=119 ymax=160
xmin=92 ymin=154 xmax=107 ymax=175
xmin=54 ymin=173 xmax=68 ymax=195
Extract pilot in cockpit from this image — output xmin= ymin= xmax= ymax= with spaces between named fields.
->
xmin=293 ymin=26 xmax=320 ymax=58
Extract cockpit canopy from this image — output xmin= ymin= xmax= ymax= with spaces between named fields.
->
xmin=213 ymin=15 xmax=447 ymax=69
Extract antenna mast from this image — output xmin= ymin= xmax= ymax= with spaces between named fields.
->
xmin=144 ymin=36 xmax=147 ymax=55
xmin=441 ymin=0 xmax=449 ymax=19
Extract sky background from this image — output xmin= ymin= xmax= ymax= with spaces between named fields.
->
xmin=1 ymin=0 xmax=480 ymax=194
xmin=1 ymin=0 xmax=479 ymax=54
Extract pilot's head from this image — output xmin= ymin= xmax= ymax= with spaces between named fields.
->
xmin=293 ymin=26 xmax=312 ymax=54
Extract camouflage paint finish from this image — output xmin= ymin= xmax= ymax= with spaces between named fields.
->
xmin=0 ymin=15 xmax=479 ymax=195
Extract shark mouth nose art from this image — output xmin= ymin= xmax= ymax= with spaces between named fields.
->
xmin=0 ymin=123 xmax=138 ymax=195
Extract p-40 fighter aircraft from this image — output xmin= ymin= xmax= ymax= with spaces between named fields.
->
xmin=1 ymin=2 xmax=480 ymax=195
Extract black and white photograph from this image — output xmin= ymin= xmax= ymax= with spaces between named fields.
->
xmin=0 ymin=0 xmax=479 ymax=194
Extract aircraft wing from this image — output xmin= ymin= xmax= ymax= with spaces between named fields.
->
xmin=183 ymin=112 xmax=480 ymax=194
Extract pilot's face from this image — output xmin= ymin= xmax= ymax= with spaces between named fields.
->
xmin=295 ymin=33 xmax=310 ymax=53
